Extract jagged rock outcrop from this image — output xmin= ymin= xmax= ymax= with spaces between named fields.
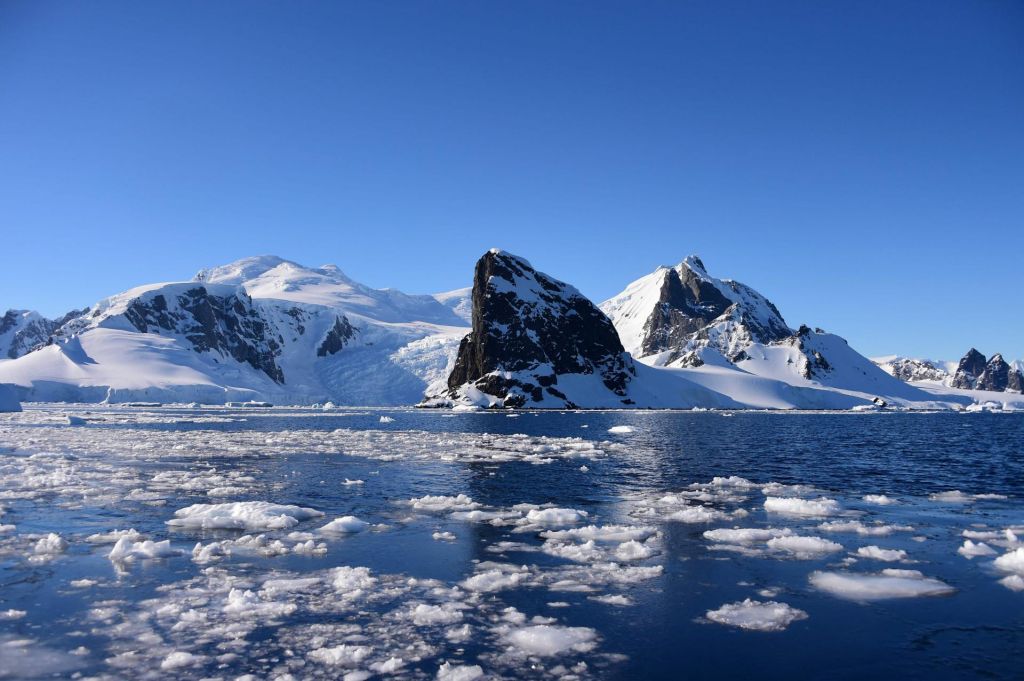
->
xmin=951 ymin=348 xmax=987 ymax=389
xmin=438 ymin=249 xmax=636 ymax=408
xmin=317 ymin=316 xmax=357 ymax=357
xmin=601 ymin=256 xmax=791 ymax=365
xmin=976 ymin=354 xmax=1011 ymax=392
xmin=120 ymin=285 xmax=285 ymax=383
xmin=948 ymin=349 xmax=1023 ymax=393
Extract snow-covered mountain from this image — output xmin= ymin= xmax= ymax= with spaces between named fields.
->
xmin=600 ymin=256 xmax=790 ymax=366
xmin=873 ymin=355 xmax=953 ymax=383
xmin=0 ymin=256 xmax=471 ymax=405
xmin=2 ymin=251 xmax=1019 ymax=410
xmin=875 ymin=349 xmax=1023 ymax=394
xmin=431 ymin=251 xmax=984 ymax=410
xmin=598 ymin=256 xmax=947 ymax=407
xmin=0 ymin=308 xmax=86 ymax=359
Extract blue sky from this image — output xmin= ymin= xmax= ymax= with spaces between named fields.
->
xmin=1 ymin=1 xmax=1021 ymax=360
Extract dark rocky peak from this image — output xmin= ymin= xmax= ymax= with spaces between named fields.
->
xmin=441 ymin=249 xmax=635 ymax=408
xmin=976 ymin=353 xmax=1011 ymax=392
xmin=951 ymin=348 xmax=987 ymax=389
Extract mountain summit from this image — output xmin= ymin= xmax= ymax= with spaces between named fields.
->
xmin=431 ymin=250 xmax=636 ymax=408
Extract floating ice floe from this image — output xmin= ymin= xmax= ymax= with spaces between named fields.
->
xmin=764 ymin=497 xmax=840 ymax=517
xmin=503 ymin=624 xmax=598 ymax=656
xmin=342 ymin=479 xmax=365 ymax=486
xmin=816 ymin=520 xmax=913 ymax=536
xmin=318 ymin=516 xmax=370 ymax=534
xmin=108 ymin=537 xmax=180 ymax=563
xmin=928 ymin=490 xmax=1008 ymax=504
xmin=167 ymin=501 xmax=324 ymax=531
xmin=436 ymin=661 xmax=484 ymax=681
xmin=957 ymin=540 xmax=997 ymax=558
xmin=432 ymin=531 xmax=456 ymax=541
xmin=524 ymin=508 xmax=588 ymax=527
xmin=408 ymin=494 xmax=481 ymax=513
xmin=766 ymin=535 xmax=843 ymax=558
xmin=703 ymin=527 xmax=793 ymax=544
xmin=809 ymin=569 xmax=954 ymax=601
xmin=379 ymin=416 xmax=395 ymax=423
xmin=993 ymin=547 xmax=1024 ymax=575
xmin=999 ymin=575 xmax=1024 ymax=592
xmin=705 ymin=599 xmax=809 ymax=632
xmin=855 ymin=545 xmax=907 ymax=562
xmin=607 ymin=425 xmax=634 ymax=434
xmin=32 ymin=533 xmax=67 ymax=557
xmin=0 ymin=609 xmax=26 ymax=620
xmin=862 ymin=494 xmax=898 ymax=505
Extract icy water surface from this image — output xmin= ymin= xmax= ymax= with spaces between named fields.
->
xmin=0 ymin=406 xmax=1022 ymax=680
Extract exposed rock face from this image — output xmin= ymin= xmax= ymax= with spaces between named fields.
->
xmin=122 ymin=286 xmax=285 ymax=383
xmin=442 ymin=249 xmax=635 ymax=408
xmin=976 ymin=354 xmax=1011 ymax=392
xmin=951 ymin=348 xmax=987 ymax=389
xmin=316 ymin=316 xmax=357 ymax=357
xmin=947 ymin=349 xmax=1024 ymax=392
xmin=602 ymin=256 xmax=791 ymax=365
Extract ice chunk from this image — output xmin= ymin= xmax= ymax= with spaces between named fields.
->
xmin=408 ymin=603 xmax=465 ymax=626
xmin=108 ymin=537 xmax=180 ymax=562
xmin=614 ymin=540 xmax=657 ymax=561
xmin=436 ymin=662 xmax=484 ymax=681
xmin=318 ymin=516 xmax=370 ymax=534
xmin=994 ymin=548 xmax=1024 ymax=575
xmin=525 ymin=508 xmax=588 ymax=526
xmin=408 ymin=494 xmax=480 ymax=512
xmin=667 ymin=506 xmax=730 ymax=523
xmin=764 ymin=497 xmax=840 ymax=516
xmin=331 ymin=566 xmax=377 ymax=598
xmin=461 ymin=569 xmax=526 ymax=593
xmin=160 ymin=651 xmax=202 ymax=670
xmin=379 ymin=416 xmax=395 ymax=423
xmin=767 ymin=535 xmax=843 ymax=558
xmin=0 ymin=383 xmax=21 ymax=412
xmin=541 ymin=525 xmax=657 ymax=544
xmin=957 ymin=540 xmax=997 ymax=558
xmin=705 ymin=599 xmax=808 ymax=632
xmin=703 ymin=527 xmax=793 ymax=544
xmin=862 ymin=494 xmax=898 ymax=505
xmin=33 ymin=533 xmax=68 ymax=556
xmin=167 ymin=502 xmax=324 ymax=531
xmin=607 ymin=426 xmax=635 ymax=434
xmin=504 ymin=624 xmax=598 ymax=656
xmin=855 ymin=545 xmax=907 ymax=562
xmin=999 ymin=575 xmax=1024 ymax=592
xmin=809 ymin=569 xmax=954 ymax=600
xmin=308 ymin=644 xmax=373 ymax=667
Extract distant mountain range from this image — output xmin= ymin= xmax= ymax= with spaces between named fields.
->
xmin=1 ymin=252 xmax=1021 ymax=410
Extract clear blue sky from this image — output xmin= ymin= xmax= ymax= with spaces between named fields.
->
xmin=1 ymin=1 xmax=1021 ymax=360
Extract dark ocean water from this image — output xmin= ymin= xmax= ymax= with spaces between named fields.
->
xmin=0 ymin=407 xmax=1021 ymax=680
